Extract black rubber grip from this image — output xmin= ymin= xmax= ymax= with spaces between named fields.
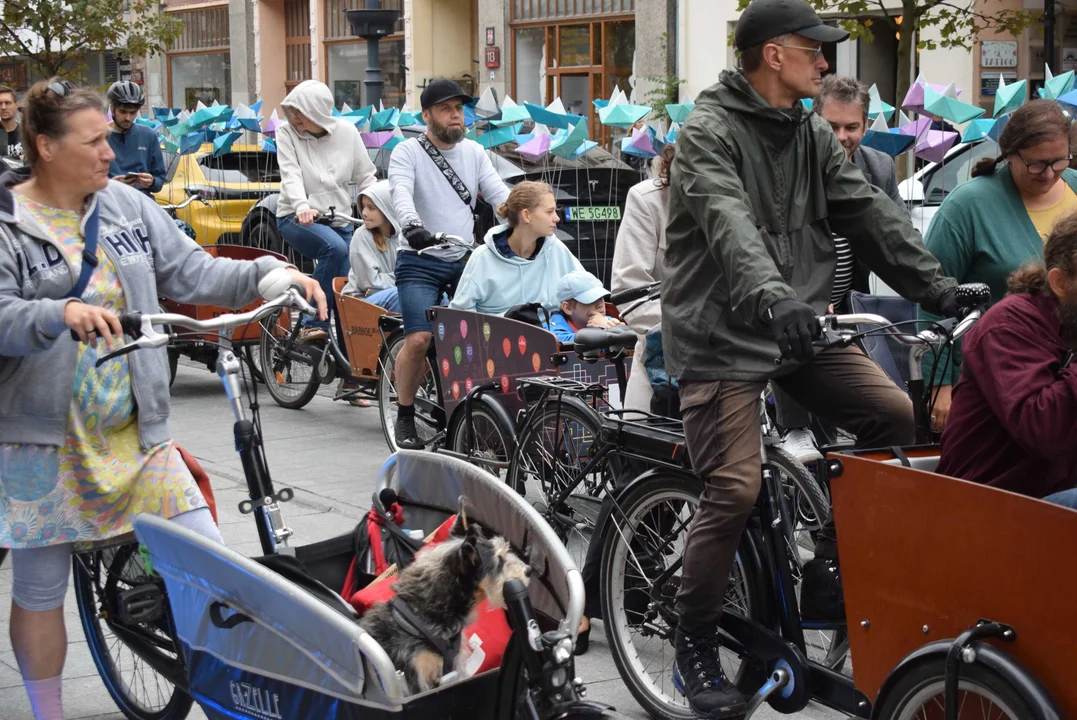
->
xmin=69 ymin=311 xmax=142 ymax=342
xmin=609 ymin=283 xmax=657 ymax=306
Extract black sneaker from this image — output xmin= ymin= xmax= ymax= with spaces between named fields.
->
xmin=394 ymin=413 xmax=424 ymax=450
xmin=800 ymin=557 xmax=846 ymax=623
xmin=672 ymin=626 xmax=746 ymax=718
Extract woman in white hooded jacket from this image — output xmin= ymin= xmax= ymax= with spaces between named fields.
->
xmin=342 ymin=179 xmax=401 ymax=312
xmin=276 ymin=80 xmax=377 ymax=346
xmin=449 ymin=181 xmax=582 ymax=316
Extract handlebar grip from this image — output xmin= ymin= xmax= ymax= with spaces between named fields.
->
xmin=69 ymin=311 xmax=143 ymax=342
xmin=609 ymin=283 xmax=656 ymax=306
xmin=955 ymin=282 xmax=990 ymax=309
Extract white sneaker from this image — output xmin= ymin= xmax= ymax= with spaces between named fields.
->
xmin=777 ymin=428 xmax=822 ymax=464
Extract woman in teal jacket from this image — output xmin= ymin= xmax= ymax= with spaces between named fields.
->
xmin=920 ymin=100 xmax=1077 ymax=431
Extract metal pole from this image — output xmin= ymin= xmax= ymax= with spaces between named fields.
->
xmin=1045 ymin=0 xmax=1057 ymax=75
xmin=363 ymin=0 xmax=385 ymax=108
xmin=906 ymin=27 xmax=916 ymax=185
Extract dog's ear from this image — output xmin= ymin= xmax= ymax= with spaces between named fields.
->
xmin=449 ymin=513 xmax=467 ymax=538
xmin=455 ymin=534 xmax=480 ymax=574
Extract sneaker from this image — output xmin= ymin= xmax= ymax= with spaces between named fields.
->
xmin=672 ymin=626 xmax=747 ymax=718
xmin=800 ymin=557 xmax=846 ymax=623
xmin=298 ymin=327 xmax=329 ymax=345
xmin=394 ymin=413 xmax=424 ymax=450
xmin=776 ymin=428 xmax=823 ymax=464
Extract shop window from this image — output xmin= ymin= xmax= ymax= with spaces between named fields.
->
xmin=327 ymin=39 xmax=406 ymax=109
xmin=559 ymin=25 xmax=590 ymax=67
xmin=170 ymin=53 xmax=231 ymax=108
xmin=514 ymin=27 xmax=546 ymax=105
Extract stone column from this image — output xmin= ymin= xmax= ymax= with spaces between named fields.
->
xmin=475 ymin=0 xmax=508 ymax=102
xmin=228 ymin=0 xmax=257 ymax=105
xmin=633 ymin=0 xmax=674 ymax=118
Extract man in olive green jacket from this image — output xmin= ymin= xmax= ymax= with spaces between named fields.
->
xmin=662 ymin=0 xmax=959 ymax=716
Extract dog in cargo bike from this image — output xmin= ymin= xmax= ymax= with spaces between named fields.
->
xmin=360 ymin=509 xmax=532 ymax=694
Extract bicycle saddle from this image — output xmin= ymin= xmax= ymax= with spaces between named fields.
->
xmin=573 ymin=326 xmax=638 ymax=355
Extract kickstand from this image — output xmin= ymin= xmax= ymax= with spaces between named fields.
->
xmin=744 ymin=666 xmax=791 ymax=718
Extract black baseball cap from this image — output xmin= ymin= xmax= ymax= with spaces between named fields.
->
xmin=735 ymin=0 xmax=849 ymax=51
xmin=420 ymin=79 xmax=472 ymax=110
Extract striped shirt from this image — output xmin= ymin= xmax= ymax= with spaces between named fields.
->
xmin=831 ymin=236 xmax=855 ymax=306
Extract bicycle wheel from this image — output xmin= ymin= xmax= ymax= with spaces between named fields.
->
xmin=507 ymin=396 xmax=607 ymax=570
xmin=765 ymin=446 xmax=849 ymax=672
xmin=876 ymin=657 xmax=1037 ymax=720
xmin=448 ymin=400 xmax=516 ymax=480
xmin=242 ymin=343 xmax=265 ymax=384
xmin=258 ymin=310 xmax=319 ymax=409
xmin=599 ymin=472 xmax=766 ymax=720
xmin=377 ymin=332 xmax=441 ymax=452
xmin=73 ymin=543 xmax=193 ymax=720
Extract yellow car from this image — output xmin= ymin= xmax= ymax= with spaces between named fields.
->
xmin=154 ymin=143 xmax=280 ymax=246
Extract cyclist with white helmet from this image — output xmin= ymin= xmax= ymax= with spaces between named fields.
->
xmin=105 ymin=80 xmax=165 ymax=195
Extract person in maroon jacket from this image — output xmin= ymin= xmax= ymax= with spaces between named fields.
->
xmin=937 ymin=212 xmax=1077 ymax=510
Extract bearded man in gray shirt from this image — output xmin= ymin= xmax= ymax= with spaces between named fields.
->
xmin=388 ymin=79 xmax=510 ymax=448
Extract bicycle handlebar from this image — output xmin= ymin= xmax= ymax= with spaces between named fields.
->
xmin=159 ymin=194 xmax=208 ymax=212
xmin=609 ymin=282 xmax=660 ymax=307
xmin=416 ymin=233 xmax=470 ymax=255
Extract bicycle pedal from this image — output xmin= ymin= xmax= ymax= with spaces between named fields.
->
xmin=117 ymin=583 xmax=164 ymax=624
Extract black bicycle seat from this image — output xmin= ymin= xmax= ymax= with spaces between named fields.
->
xmin=573 ymin=325 xmax=637 ymax=355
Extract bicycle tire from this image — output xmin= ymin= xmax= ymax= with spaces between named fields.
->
xmin=258 ymin=311 xmax=319 ymax=410
xmin=377 ymin=332 xmax=441 ymax=453
xmin=599 ymin=472 xmax=767 ymax=720
xmin=447 ymin=398 xmax=517 ymax=480
xmin=74 ymin=544 xmax=193 ymax=720
xmin=876 ymin=656 xmax=1037 ymax=720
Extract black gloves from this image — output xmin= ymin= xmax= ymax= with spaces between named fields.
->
xmin=403 ymin=223 xmax=437 ymax=251
xmin=936 ymin=288 xmax=960 ymax=319
xmin=768 ymin=299 xmax=818 ymax=363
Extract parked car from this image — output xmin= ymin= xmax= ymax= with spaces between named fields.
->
xmin=238 ymin=129 xmax=642 ymax=285
xmin=155 ymin=143 xmax=280 ymax=245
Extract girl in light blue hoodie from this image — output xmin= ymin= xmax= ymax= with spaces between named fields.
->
xmin=449 ymin=181 xmax=583 ymax=316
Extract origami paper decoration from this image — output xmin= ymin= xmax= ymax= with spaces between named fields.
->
xmin=988 ymin=114 xmax=1008 ymax=143
xmin=868 ymin=84 xmax=895 ymax=122
xmin=666 ymin=103 xmax=695 ymax=123
xmin=203 ymin=128 xmax=220 ymax=143
xmin=153 ymin=106 xmax=180 ymax=121
xmin=474 ymin=87 xmax=500 ymax=118
xmin=800 ymin=98 xmax=813 ymax=111
xmin=474 ymin=124 xmax=518 ymax=149
xmin=524 ymin=102 xmax=584 ymax=130
xmin=336 ymin=106 xmax=373 ymax=127
xmin=572 ymin=140 xmax=599 ymax=158
xmin=961 ymin=118 xmax=998 ymax=144
xmin=262 ymin=110 xmax=282 ymax=137
xmin=516 ymin=133 xmax=552 ymax=160
xmin=180 ymin=131 xmax=205 ymax=155
xmin=859 ymin=115 xmax=916 ymax=157
xmin=621 ymin=127 xmax=657 ymax=158
xmin=923 ymin=83 xmax=985 ymax=125
xmin=464 ymin=104 xmax=479 ymax=127
xmin=370 ymin=107 xmax=400 ymax=131
xmin=599 ymin=102 xmax=650 ymax=129
xmin=992 ymin=75 xmax=1027 ymax=118
xmin=897 ymin=113 xmax=932 ymax=140
xmin=398 ymin=111 xmax=424 ymax=127
xmin=250 ymin=99 xmax=264 ymax=114
xmin=161 ymin=114 xmax=180 ymax=128
xmin=513 ymin=133 xmax=534 ymax=146
xmin=664 ymin=125 xmax=680 ymax=145
xmin=550 ymin=119 xmax=590 ymax=159
xmin=361 ymin=131 xmax=395 ymax=148
xmin=135 ymin=117 xmax=162 ymax=131
xmin=902 ymin=72 xmax=963 ymax=115
xmin=1038 ymin=66 xmax=1075 ymax=100
xmin=594 ymin=87 xmax=630 ymax=111
xmin=382 ymin=127 xmax=406 ymax=152
xmin=915 ymin=129 xmax=959 ymax=164
xmin=261 ymin=138 xmax=276 ymax=153
xmin=162 ymin=137 xmax=180 ymax=155
xmin=491 ymin=104 xmax=531 ymax=127
xmin=187 ymin=104 xmax=233 ymax=131
xmin=212 ymin=131 xmax=242 ymax=157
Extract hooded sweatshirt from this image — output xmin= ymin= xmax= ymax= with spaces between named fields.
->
xmin=276 ymin=80 xmax=377 ymax=222
xmin=0 ymin=168 xmax=286 ymax=449
xmin=449 ymin=224 xmax=583 ymax=316
xmin=343 ymin=180 xmax=401 ymax=295
xmin=662 ymin=70 xmax=955 ymax=382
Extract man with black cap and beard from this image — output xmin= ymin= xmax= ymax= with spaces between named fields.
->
xmin=661 ymin=0 xmax=960 ymax=715
xmin=936 ymin=213 xmax=1077 ymax=511
xmin=388 ymin=80 xmax=510 ymax=449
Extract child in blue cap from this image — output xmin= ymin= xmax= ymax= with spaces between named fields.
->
xmin=546 ymin=269 xmax=624 ymax=344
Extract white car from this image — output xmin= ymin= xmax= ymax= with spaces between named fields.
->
xmin=870 ymin=139 xmax=999 ymax=296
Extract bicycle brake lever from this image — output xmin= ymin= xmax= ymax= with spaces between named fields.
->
xmin=94 ymin=342 xmax=140 ymax=367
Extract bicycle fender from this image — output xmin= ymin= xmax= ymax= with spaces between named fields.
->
xmin=871 ymin=639 xmax=1061 ymax=720
xmin=446 ymin=390 xmax=517 ymax=457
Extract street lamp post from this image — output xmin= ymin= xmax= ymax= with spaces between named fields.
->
xmin=1045 ymin=0 xmax=1056 ymax=74
xmin=345 ymin=0 xmax=402 ymax=109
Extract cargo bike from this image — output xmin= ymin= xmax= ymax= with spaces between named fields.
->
xmin=70 ymin=270 xmax=632 ymax=720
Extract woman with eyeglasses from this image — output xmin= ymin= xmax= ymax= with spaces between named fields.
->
xmin=0 ymin=78 xmax=323 ymax=719
xmin=919 ymin=99 xmax=1077 ymax=431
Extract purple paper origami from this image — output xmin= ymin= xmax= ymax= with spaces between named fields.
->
xmin=902 ymin=73 xmax=962 ymax=116
xmin=621 ymin=127 xmax=656 ymax=157
xmin=261 ymin=110 xmax=282 ymax=137
xmin=914 ymin=129 xmax=958 ymax=164
xmin=516 ymin=134 xmax=552 ymax=160
xmin=897 ymin=115 xmax=932 ymax=140
xmin=361 ymin=131 xmax=395 ymax=149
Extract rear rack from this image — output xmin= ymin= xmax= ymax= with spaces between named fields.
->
xmin=598 ymin=412 xmax=689 ymax=468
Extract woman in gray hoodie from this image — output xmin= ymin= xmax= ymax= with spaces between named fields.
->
xmin=0 ymin=79 xmax=322 ymax=719
xmin=277 ymin=79 xmax=377 ymax=346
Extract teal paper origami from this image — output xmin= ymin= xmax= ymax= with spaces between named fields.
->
xmin=598 ymin=102 xmax=650 ymax=129
xmin=664 ymin=125 xmax=680 ymax=144
xmin=136 ymin=117 xmax=162 ymax=131
xmin=923 ymin=84 xmax=985 ymax=125
xmin=993 ymin=75 xmax=1027 ymax=118
xmin=398 ymin=111 xmax=424 ymax=127
xmin=162 ymin=137 xmax=180 ymax=155
xmin=988 ymin=114 xmax=1008 ymax=143
xmin=475 ymin=125 xmax=517 ymax=149
xmin=800 ymin=98 xmax=813 ymax=111
xmin=593 ymin=98 xmax=609 ymax=110
xmin=550 ymin=119 xmax=589 ymax=158
xmin=370 ymin=107 xmax=400 ymax=131
xmin=212 ymin=131 xmax=242 ymax=156
xmin=961 ymin=118 xmax=998 ymax=144
xmin=524 ymin=103 xmax=584 ymax=130
xmin=665 ymin=103 xmax=695 ymax=123
xmin=868 ymin=84 xmax=894 ymax=122
xmin=187 ymin=105 xmax=232 ymax=131
xmin=1038 ymin=66 xmax=1075 ymax=100
xmin=491 ymin=105 xmax=530 ymax=127
xmin=382 ymin=129 xmax=406 ymax=152
xmin=261 ymin=138 xmax=276 ymax=153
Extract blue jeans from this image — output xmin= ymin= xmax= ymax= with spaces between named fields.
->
xmin=395 ymin=251 xmax=467 ymax=335
xmin=277 ymin=214 xmax=350 ymax=359
xmin=1043 ymin=488 xmax=1077 ymax=510
xmin=365 ymin=287 xmax=401 ymax=313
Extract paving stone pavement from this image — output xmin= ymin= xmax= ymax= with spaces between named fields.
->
xmin=0 ymin=361 xmax=847 ymax=719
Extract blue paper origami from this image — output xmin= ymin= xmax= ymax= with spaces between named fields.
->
xmin=524 ymin=103 xmax=584 ymax=130
xmin=261 ymin=138 xmax=276 ymax=153
xmin=370 ymin=107 xmax=400 ymax=132
xmin=598 ymin=102 xmax=650 ymax=129
xmin=859 ymin=117 xmax=915 ymax=157
xmin=961 ymin=118 xmax=998 ymax=144
xmin=250 ymin=99 xmax=264 ymax=114
xmin=212 ymin=131 xmax=242 ymax=157
xmin=475 ymin=125 xmax=518 ymax=149
xmin=800 ymin=98 xmax=813 ymax=111
xmin=988 ymin=114 xmax=1008 ymax=143
xmin=665 ymin=103 xmax=695 ymax=123
xmin=180 ymin=131 xmax=205 ymax=155
xmin=162 ymin=137 xmax=180 ymax=155
xmin=572 ymin=140 xmax=599 ymax=158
